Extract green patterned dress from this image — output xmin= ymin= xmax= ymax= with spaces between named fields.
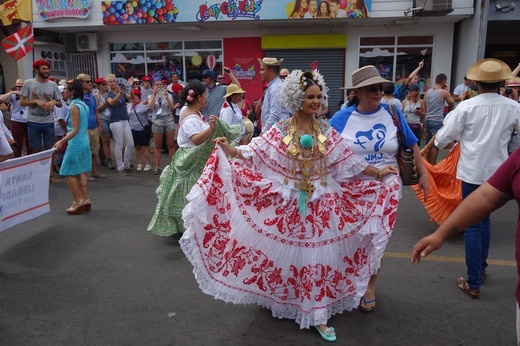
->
xmin=147 ymin=118 xmax=241 ymax=236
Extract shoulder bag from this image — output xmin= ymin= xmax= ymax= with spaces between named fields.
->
xmin=387 ymin=104 xmax=419 ymax=185
xmin=133 ymin=107 xmax=151 ymax=138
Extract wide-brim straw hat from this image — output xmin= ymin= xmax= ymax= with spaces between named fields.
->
xmin=343 ymin=65 xmax=390 ymax=89
xmin=506 ymin=77 xmax=520 ymax=87
xmin=223 ymin=84 xmax=245 ymax=98
xmin=466 ymin=58 xmax=512 ymax=83
xmin=258 ymin=57 xmax=284 ymax=66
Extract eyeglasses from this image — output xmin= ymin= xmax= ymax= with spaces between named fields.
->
xmin=217 ymin=77 xmax=224 ymax=80
xmin=363 ymin=84 xmax=384 ymax=93
xmin=82 ymin=80 xmax=92 ymax=84
xmin=16 ymin=85 xmax=23 ymax=88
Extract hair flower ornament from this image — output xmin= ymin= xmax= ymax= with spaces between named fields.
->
xmin=280 ymin=69 xmax=329 ymax=115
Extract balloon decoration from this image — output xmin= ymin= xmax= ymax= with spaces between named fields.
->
xmin=102 ymin=0 xmax=179 ymax=25
xmin=205 ymin=54 xmax=216 ymax=70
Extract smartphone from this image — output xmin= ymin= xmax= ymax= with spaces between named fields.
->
xmin=415 ymin=107 xmax=421 ymax=110
xmin=117 ymin=82 xmax=126 ymax=90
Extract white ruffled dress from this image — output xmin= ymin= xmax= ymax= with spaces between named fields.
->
xmin=180 ymin=119 xmax=401 ymax=329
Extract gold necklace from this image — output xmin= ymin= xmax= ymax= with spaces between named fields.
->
xmin=282 ymin=117 xmax=328 ymax=213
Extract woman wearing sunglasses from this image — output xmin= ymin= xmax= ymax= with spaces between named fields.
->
xmin=329 ymin=65 xmax=429 ymax=313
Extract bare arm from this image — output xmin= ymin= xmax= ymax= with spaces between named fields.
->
xmin=405 ymin=60 xmax=424 ymax=86
xmin=442 ymin=90 xmax=455 ymax=109
xmin=513 ymin=63 xmax=520 ymax=77
xmin=224 ymin=66 xmax=241 ymax=88
xmin=412 ymin=182 xmax=511 ymax=262
xmin=0 ymin=92 xmax=15 ymax=103
xmin=189 ymin=115 xmax=217 ymax=146
xmin=54 ymin=105 xmax=80 ymax=151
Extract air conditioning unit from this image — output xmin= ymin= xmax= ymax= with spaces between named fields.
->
xmin=76 ymin=33 xmax=99 ymax=52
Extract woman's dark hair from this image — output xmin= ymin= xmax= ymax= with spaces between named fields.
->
xmin=289 ymin=0 xmax=304 ymax=17
xmin=225 ymin=95 xmax=240 ymax=114
xmin=67 ymin=79 xmax=84 ymax=100
xmin=300 ymin=70 xmax=323 ymax=92
xmin=180 ymin=80 xmax=206 ymax=105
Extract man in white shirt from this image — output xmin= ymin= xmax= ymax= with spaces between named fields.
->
xmin=452 ymin=75 xmax=472 ymax=106
xmin=435 ymin=58 xmax=520 ymax=300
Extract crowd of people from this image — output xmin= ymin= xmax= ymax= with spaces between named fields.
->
xmin=2 ymin=56 xmax=520 ymax=342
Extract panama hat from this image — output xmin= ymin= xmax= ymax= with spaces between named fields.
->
xmin=15 ymin=79 xmax=24 ymax=86
xmin=258 ymin=57 xmax=284 ymax=66
xmin=280 ymin=68 xmax=290 ymax=77
xmin=343 ymin=65 xmax=390 ymax=89
xmin=506 ymin=77 xmax=520 ymax=87
xmin=466 ymin=58 xmax=512 ymax=83
xmin=223 ymin=84 xmax=245 ymax=98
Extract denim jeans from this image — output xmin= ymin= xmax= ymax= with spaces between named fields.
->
xmin=28 ymin=121 xmax=55 ymax=151
xmin=425 ymin=120 xmax=443 ymax=149
xmin=462 ymin=181 xmax=490 ymax=289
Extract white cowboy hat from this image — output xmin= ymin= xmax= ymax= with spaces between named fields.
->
xmin=258 ymin=57 xmax=284 ymax=66
xmin=466 ymin=58 xmax=512 ymax=83
xmin=343 ymin=65 xmax=390 ymax=89
xmin=223 ymin=84 xmax=246 ymax=98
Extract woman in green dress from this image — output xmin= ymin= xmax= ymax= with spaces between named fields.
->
xmin=147 ymin=80 xmax=241 ymax=236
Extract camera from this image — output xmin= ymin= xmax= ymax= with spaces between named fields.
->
xmin=505 ymin=87 xmax=513 ymax=97
xmin=117 ymin=82 xmax=126 ymax=90
xmin=15 ymin=94 xmax=20 ymax=100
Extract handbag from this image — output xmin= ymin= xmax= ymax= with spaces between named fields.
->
xmin=387 ymin=104 xmax=420 ymax=185
xmin=133 ymin=107 xmax=152 ymax=137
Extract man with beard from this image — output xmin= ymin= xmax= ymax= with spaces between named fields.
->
xmin=20 ymin=60 xmax=62 ymax=183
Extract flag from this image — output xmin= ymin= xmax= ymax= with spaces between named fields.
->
xmin=1 ymin=24 xmax=34 ymax=62
xmin=0 ymin=0 xmax=33 ymax=26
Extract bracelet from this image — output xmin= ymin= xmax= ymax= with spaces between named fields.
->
xmin=232 ymin=148 xmax=241 ymax=158
xmin=375 ymin=168 xmax=383 ymax=181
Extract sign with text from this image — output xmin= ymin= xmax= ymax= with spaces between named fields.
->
xmin=0 ymin=150 xmax=53 ymax=232
xmin=36 ymin=0 xmax=94 ymax=20
xmin=102 ymin=0 xmax=371 ymax=25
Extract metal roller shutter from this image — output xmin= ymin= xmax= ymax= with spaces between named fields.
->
xmin=264 ymin=49 xmax=345 ymax=114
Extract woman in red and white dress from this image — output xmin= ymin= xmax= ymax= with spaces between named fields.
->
xmin=180 ymin=70 xmax=398 ymax=342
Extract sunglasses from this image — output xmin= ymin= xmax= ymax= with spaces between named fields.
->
xmin=364 ymin=84 xmax=384 ymax=93
xmin=82 ymin=80 xmax=92 ymax=84
xmin=98 ymin=83 xmax=107 ymax=86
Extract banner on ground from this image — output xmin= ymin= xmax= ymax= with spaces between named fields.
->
xmin=0 ymin=149 xmax=53 ymax=232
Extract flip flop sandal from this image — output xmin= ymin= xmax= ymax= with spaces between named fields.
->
xmin=359 ymin=295 xmax=376 ymax=312
xmin=457 ymin=277 xmax=480 ymax=299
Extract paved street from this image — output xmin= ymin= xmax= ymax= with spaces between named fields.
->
xmin=0 ymin=156 xmax=518 ymax=345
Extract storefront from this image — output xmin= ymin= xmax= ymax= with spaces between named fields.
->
xmin=23 ymin=1 xmax=476 ymax=112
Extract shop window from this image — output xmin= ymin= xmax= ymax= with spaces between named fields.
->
xmin=109 ymin=40 xmax=222 ymax=82
xmin=359 ymin=35 xmax=433 ymax=92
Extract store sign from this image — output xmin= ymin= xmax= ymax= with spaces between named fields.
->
xmin=102 ymin=0 xmax=371 ymax=25
xmin=36 ymin=0 xmax=94 ymax=21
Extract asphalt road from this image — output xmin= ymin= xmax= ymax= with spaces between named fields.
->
xmin=0 ymin=156 xmax=517 ymax=345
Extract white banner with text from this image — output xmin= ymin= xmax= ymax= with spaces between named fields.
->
xmin=0 ymin=149 xmax=53 ymax=232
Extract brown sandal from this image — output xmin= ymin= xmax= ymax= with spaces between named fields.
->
xmin=457 ymin=277 xmax=480 ymax=299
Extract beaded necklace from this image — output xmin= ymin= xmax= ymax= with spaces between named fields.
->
xmin=282 ymin=116 xmax=328 ymax=213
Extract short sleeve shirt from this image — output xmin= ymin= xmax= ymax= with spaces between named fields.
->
xmin=20 ymin=79 xmax=61 ymax=123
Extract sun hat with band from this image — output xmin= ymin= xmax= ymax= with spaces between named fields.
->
xmin=466 ymin=58 xmax=512 ymax=83
xmin=343 ymin=65 xmax=390 ymax=89
xmin=258 ymin=57 xmax=284 ymax=67
xmin=506 ymin=77 xmax=520 ymax=87
xmin=223 ymin=84 xmax=245 ymax=98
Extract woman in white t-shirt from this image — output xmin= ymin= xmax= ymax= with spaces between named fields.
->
xmin=401 ymin=84 xmax=425 ymax=146
xmin=148 ymin=80 xmax=241 ymax=237
xmin=219 ymin=84 xmax=246 ymax=144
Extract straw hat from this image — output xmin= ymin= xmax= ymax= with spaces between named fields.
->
xmin=506 ymin=77 xmax=520 ymax=87
xmin=15 ymin=79 xmax=24 ymax=86
xmin=59 ymin=79 xmax=68 ymax=86
xmin=223 ymin=84 xmax=245 ymax=98
xmin=258 ymin=57 xmax=284 ymax=66
xmin=280 ymin=68 xmax=290 ymax=77
xmin=343 ymin=65 xmax=390 ymax=89
xmin=466 ymin=58 xmax=512 ymax=83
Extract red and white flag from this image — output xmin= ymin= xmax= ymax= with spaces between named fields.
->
xmin=1 ymin=24 xmax=34 ymax=61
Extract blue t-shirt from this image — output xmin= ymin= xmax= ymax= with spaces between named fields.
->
xmin=329 ymin=104 xmax=417 ymax=176
xmin=104 ymin=91 xmax=129 ymax=123
xmin=83 ymin=91 xmax=98 ymax=129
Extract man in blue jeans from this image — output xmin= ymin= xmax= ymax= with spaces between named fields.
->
xmin=424 ymin=73 xmax=454 ymax=165
xmin=19 ymin=60 xmax=62 ymax=183
xmin=435 ymin=58 xmax=520 ymax=299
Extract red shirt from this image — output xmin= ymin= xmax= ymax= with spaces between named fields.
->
xmin=487 ymin=148 xmax=520 ymax=306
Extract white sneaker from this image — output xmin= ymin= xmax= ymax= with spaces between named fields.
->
xmin=136 ymin=164 xmax=143 ymax=171
xmin=143 ymin=164 xmax=152 ymax=172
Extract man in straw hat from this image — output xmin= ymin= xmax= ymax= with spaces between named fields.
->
xmin=414 ymin=58 xmax=520 ymax=300
xmin=258 ymin=57 xmax=290 ymax=132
